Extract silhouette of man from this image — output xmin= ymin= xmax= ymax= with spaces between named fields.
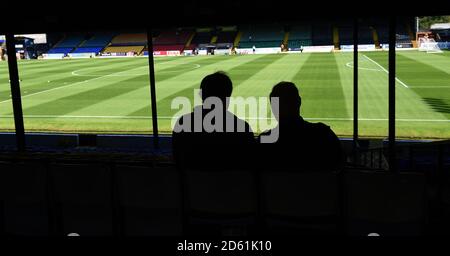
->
xmin=172 ymin=71 xmax=255 ymax=169
xmin=258 ymin=82 xmax=344 ymax=171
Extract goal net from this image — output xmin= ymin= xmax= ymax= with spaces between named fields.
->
xmin=418 ymin=37 xmax=443 ymax=53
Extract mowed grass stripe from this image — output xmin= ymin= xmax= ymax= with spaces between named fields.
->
xmin=0 ymin=58 xmax=148 ymax=88
xmin=0 ymin=60 xmax=153 ymax=101
xmin=397 ymin=51 xmax=450 ymax=75
xmin=291 ymin=53 xmax=349 ymax=118
xmin=365 ymin=51 xmax=449 ymax=119
xmin=232 ymin=53 xmax=310 ymax=97
xmin=0 ymin=57 xmax=194 ymax=96
xmin=128 ymin=54 xmax=270 ymax=117
xmin=0 ymin=56 xmax=208 ymax=108
xmin=20 ymin=56 xmax=225 ymax=117
xmin=74 ymin=56 xmax=236 ymax=116
xmin=0 ymin=58 xmax=151 ymax=100
xmin=131 ymin=54 xmax=288 ymax=118
xmin=396 ymin=53 xmax=450 ymax=119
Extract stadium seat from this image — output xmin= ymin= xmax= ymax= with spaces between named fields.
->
xmin=312 ymin=23 xmax=333 ymax=46
xmin=103 ymin=46 xmax=144 ymax=54
xmin=0 ymin=161 xmax=50 ymax=236
xmin=110 ymin=33 xmax=147 ymax=46
xmin=182 ymin=168 xmax=259 ymax=235
xmin=260 ymin=170 xmax=341 ymax=235
xmin=114 ymin=164 xmax=182 ymax=236
xmin=288 ymin=24 xmax=313 ymax=48
xmin=153 ymin=30 xmax=192 ymax=45
xmin=216 ymin=31 xmax=237 ymax=44
xmin=49 ymin=163 xmax=115 ymax=236
xmin=344 ymin=170 xmax=426 ymax=236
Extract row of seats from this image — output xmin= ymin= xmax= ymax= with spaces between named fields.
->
xmin=153 ymin=44 xmax=185 ymax=52
xmin=72 ymin=47 xmax=103 ymax=54
xmin=47 ymin=47 xmax=73 ymax=54
xmin=153 ymin=30 xmax=192 ymax=46
xmin=0 ymin=159 xmax=442 ymax=236
xmin=312 ymin=24 xmax=333 ymax=46
xmin=288 ymin=24 xmax=312 ymax=47
xmin=191 ymin=31 xmax=212 ymax=45
xmin=80 ymin=33 xmax=115 ymax=47
xmin=54 ymin=35 xmax=85 ymax=48
xmin=110 ymin=33 xmax=147 ymax=46
xmin=103 ymin=46 xmax=144 ymax=54
xmin=216 ymin=31 xmax=237 ymax=44
xmin=239 ymin=41 xmax=282 ymax=48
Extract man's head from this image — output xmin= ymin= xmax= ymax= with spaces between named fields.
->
xmin=269 ymin=81 xmax=301 ymax=121
xmin=199 ymin=71 xmax=233 ymax=105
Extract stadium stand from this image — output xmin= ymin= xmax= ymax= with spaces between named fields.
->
xmin=103 ymin=45 xmax=144 ymax=54
xmin=110 ymin=33 xmax=147 ymax=46
xmin=311 ymin=23 xmax=333 ymax=46
xmin=72 ymin=47 xmax=103 ymax=54
xmin=101 ymin=33 xmax=147 ymax=55
xmin=47 ymin=47 xmax=73 ymax=54
xmin=72 ymin=33 xmax=115 ymax=54
xmin=152 ymin=29 xmax=192 ymax=52
xmin=190 ymin=28 xmax=213 ymax=45
xmin=238 ymin=24 xmax=284 ymax=48
xmin=54 ymin=34 xmax=85 ymax=48
xmin=216 ymin=30 xmax=237 ymax=44
xmin=338 ymin=26 xmax=353 ymax=45
xmin=358 ymin=25 xmax=374 ymax=45
xmin=153 ymin=44 xmax=185 ymax=52
xmin=288 ymin=24 xmax=313 ymax=48
xmin=80 ymin=33 xmax=115 ymax=47
xmin=47 ymin=34 xmax=85 ymax=54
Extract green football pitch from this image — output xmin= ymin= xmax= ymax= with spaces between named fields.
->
xmin=0 ymin=51 xmax=449 ymax=140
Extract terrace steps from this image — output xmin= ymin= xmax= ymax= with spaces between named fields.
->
xmin=333 ymin=26 xmax=340 ymax=50
xmin=233 ymin=31 xmax=242 ymax=47
xmin=283 ymin=31 xmax=290 ymax=45
xmin=372 ymin=28 xmax=381 ymax=49
xmin=185 ymin=32 xmax=195 ymax=48
xmin=405 ymin=23 xmax=417 ymax=47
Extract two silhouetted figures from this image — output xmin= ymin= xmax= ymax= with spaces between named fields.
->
xmin=172 ymin=71 xmax=344 ymax=171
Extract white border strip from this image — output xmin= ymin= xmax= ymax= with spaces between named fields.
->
xmin=0 ymin=115 xmax=448 ymax=122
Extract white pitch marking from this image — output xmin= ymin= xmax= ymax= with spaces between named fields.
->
xmin=362 ymin=54 xmax=410 ymax=88
xmin=0 ymin=115 xmax=448 ymax=122
xmin=0 ymin=66 xmax=148 ymax=105
xmin=71 ymin=64 xmax=201 ymax=77
xmin=345 ymin=61 xmax=383 ymax=72
xmin=408 ymin=86 xmax=450 ymax=89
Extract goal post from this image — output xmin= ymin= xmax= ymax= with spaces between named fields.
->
xmin=417 ymin=32 xmax=443 ymax=53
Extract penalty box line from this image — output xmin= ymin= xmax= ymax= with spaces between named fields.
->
xmin=362 ymin=54 xmax=410 ymax=89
